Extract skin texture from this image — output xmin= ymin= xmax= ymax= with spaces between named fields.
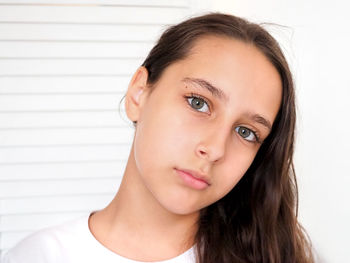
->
xmin=88 ymin=36 xmax=282 ymax=262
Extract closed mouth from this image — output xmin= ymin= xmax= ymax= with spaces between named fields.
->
xmin=175 ymin=168 xmax=210 ymax=185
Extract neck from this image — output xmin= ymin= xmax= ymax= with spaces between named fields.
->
xmin=89 ymin=144 xmax=198 ymax=261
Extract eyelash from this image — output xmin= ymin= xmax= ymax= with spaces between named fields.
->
xmin=236 ymin=126 xmax=262 ymax=144
xmin=184 ymin=93 xmax=262 ymax=144
xmin=184 ymin=93 xmax=212 ymax=113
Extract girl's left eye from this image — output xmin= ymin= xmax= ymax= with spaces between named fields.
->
xmin=235 ymin=126 xmax=258 ymax=142
xmin=185 ymin=94 xmax=210 ymax=113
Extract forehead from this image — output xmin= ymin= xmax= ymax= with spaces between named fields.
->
xmin=185 ymin=35 xmax=281 ymax=89
xmin=157 ymin=35 xmax=282 ymax=123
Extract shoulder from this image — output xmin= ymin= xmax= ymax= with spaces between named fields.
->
xmin=1 ymin=214 xmax=90 ymax=263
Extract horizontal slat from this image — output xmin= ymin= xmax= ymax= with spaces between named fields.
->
xmin=0 ymin=6 xmax=188 ymax=24
xmin=0 ymin=93 xmax=125 ymax=111
xmin=0 ymin=41 xmax=153 ymax=58
xmin=0 ymin=0 xmax=188 ymax=7
xmin=0 ymin=111 xmax=131 ymax=128
xmin=0 ymin=127 xmax=134 ymax=146
xmin=0 ymin=144 xmax=132 ymax=164
xmin=0 ymin=23 xmax=163 ymax=41
xmin=0 ymin=58 xmax=141 ymax=75
xmin=1 ymin=213 xmax=88 ymax=233
xmin=0 ymin=194 xmax=114 ymax=217
xmin=0 ymin=76 xmax=131 ymax=93
xmin=0 ymin=0 xmax=193 ymax=255
xmin=0 ymin=161 xmax=126 ymax=180
xmin=0 ymin=177 xmax=121 ymax=198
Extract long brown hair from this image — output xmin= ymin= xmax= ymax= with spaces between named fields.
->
xmin=134 ymin=13 xmax=314 ymax=263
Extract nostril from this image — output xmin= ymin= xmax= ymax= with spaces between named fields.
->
xmin=197 ymin=145 xmax=209 ymax=159
xmin=198 ymin=150 xmax=209 ymax=158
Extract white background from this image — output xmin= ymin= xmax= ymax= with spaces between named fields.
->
xmin=1 ymin=0 xmax=349 ymax=262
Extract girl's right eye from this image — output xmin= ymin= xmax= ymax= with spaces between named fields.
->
xmin=185 ymin=93 xmax=210 ymax=114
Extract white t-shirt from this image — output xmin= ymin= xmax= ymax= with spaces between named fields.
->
xmin=1 ymin=213 xmax=196 ymax=263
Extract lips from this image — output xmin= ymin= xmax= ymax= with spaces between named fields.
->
xmin=174 ymin=168 xmax=210 ymax=190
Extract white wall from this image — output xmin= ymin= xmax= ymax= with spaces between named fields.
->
xmin=210 ymin=1 xmax=350 ymax=262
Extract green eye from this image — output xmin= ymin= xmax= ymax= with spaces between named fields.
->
xmin=186 ymin=95 xmax=210 ymax=113
xmin=235 ymin=126 xmax=257 ymax=142
xmin=191 ymin=97 xmax=205 ymax=109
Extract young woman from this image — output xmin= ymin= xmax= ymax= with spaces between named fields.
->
xmin=2 ymin=13 xmax=314 ymax=263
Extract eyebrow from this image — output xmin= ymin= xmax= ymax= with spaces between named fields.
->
xmin=182 ymin=77 xmax=229 ymax=104
xmin=245 ymin=112 xmax=272 ymax=131
xmin=182 ymin=77 xmax=272 ymax=131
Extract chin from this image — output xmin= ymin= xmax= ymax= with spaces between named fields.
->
xmin=166 ymin=204 xmax=201 ymax=216
xmin=157 ymin=195 xmax=205 ymax=216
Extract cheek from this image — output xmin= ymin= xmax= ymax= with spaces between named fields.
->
xmin=215 ymin=146 xmax=257 ymax=195
xmin=134 ymin=104 xmax=195 ymax=172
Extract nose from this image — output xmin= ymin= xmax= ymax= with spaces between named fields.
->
xmin=195 ymin=126 xmax=229 ymax=163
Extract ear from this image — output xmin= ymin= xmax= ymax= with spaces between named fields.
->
xmin=125 ymin=66 xmax=151 ymax=123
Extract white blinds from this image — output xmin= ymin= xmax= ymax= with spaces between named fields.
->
xmin=0 ymin=0 xmax=207 ymax=255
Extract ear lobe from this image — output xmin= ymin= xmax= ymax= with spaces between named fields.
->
xmin=125 ymin=66 xmax=150 ymax=123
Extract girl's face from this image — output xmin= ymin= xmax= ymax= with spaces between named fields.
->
xmin=126 ymin=36 xmax=282 ymax=215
